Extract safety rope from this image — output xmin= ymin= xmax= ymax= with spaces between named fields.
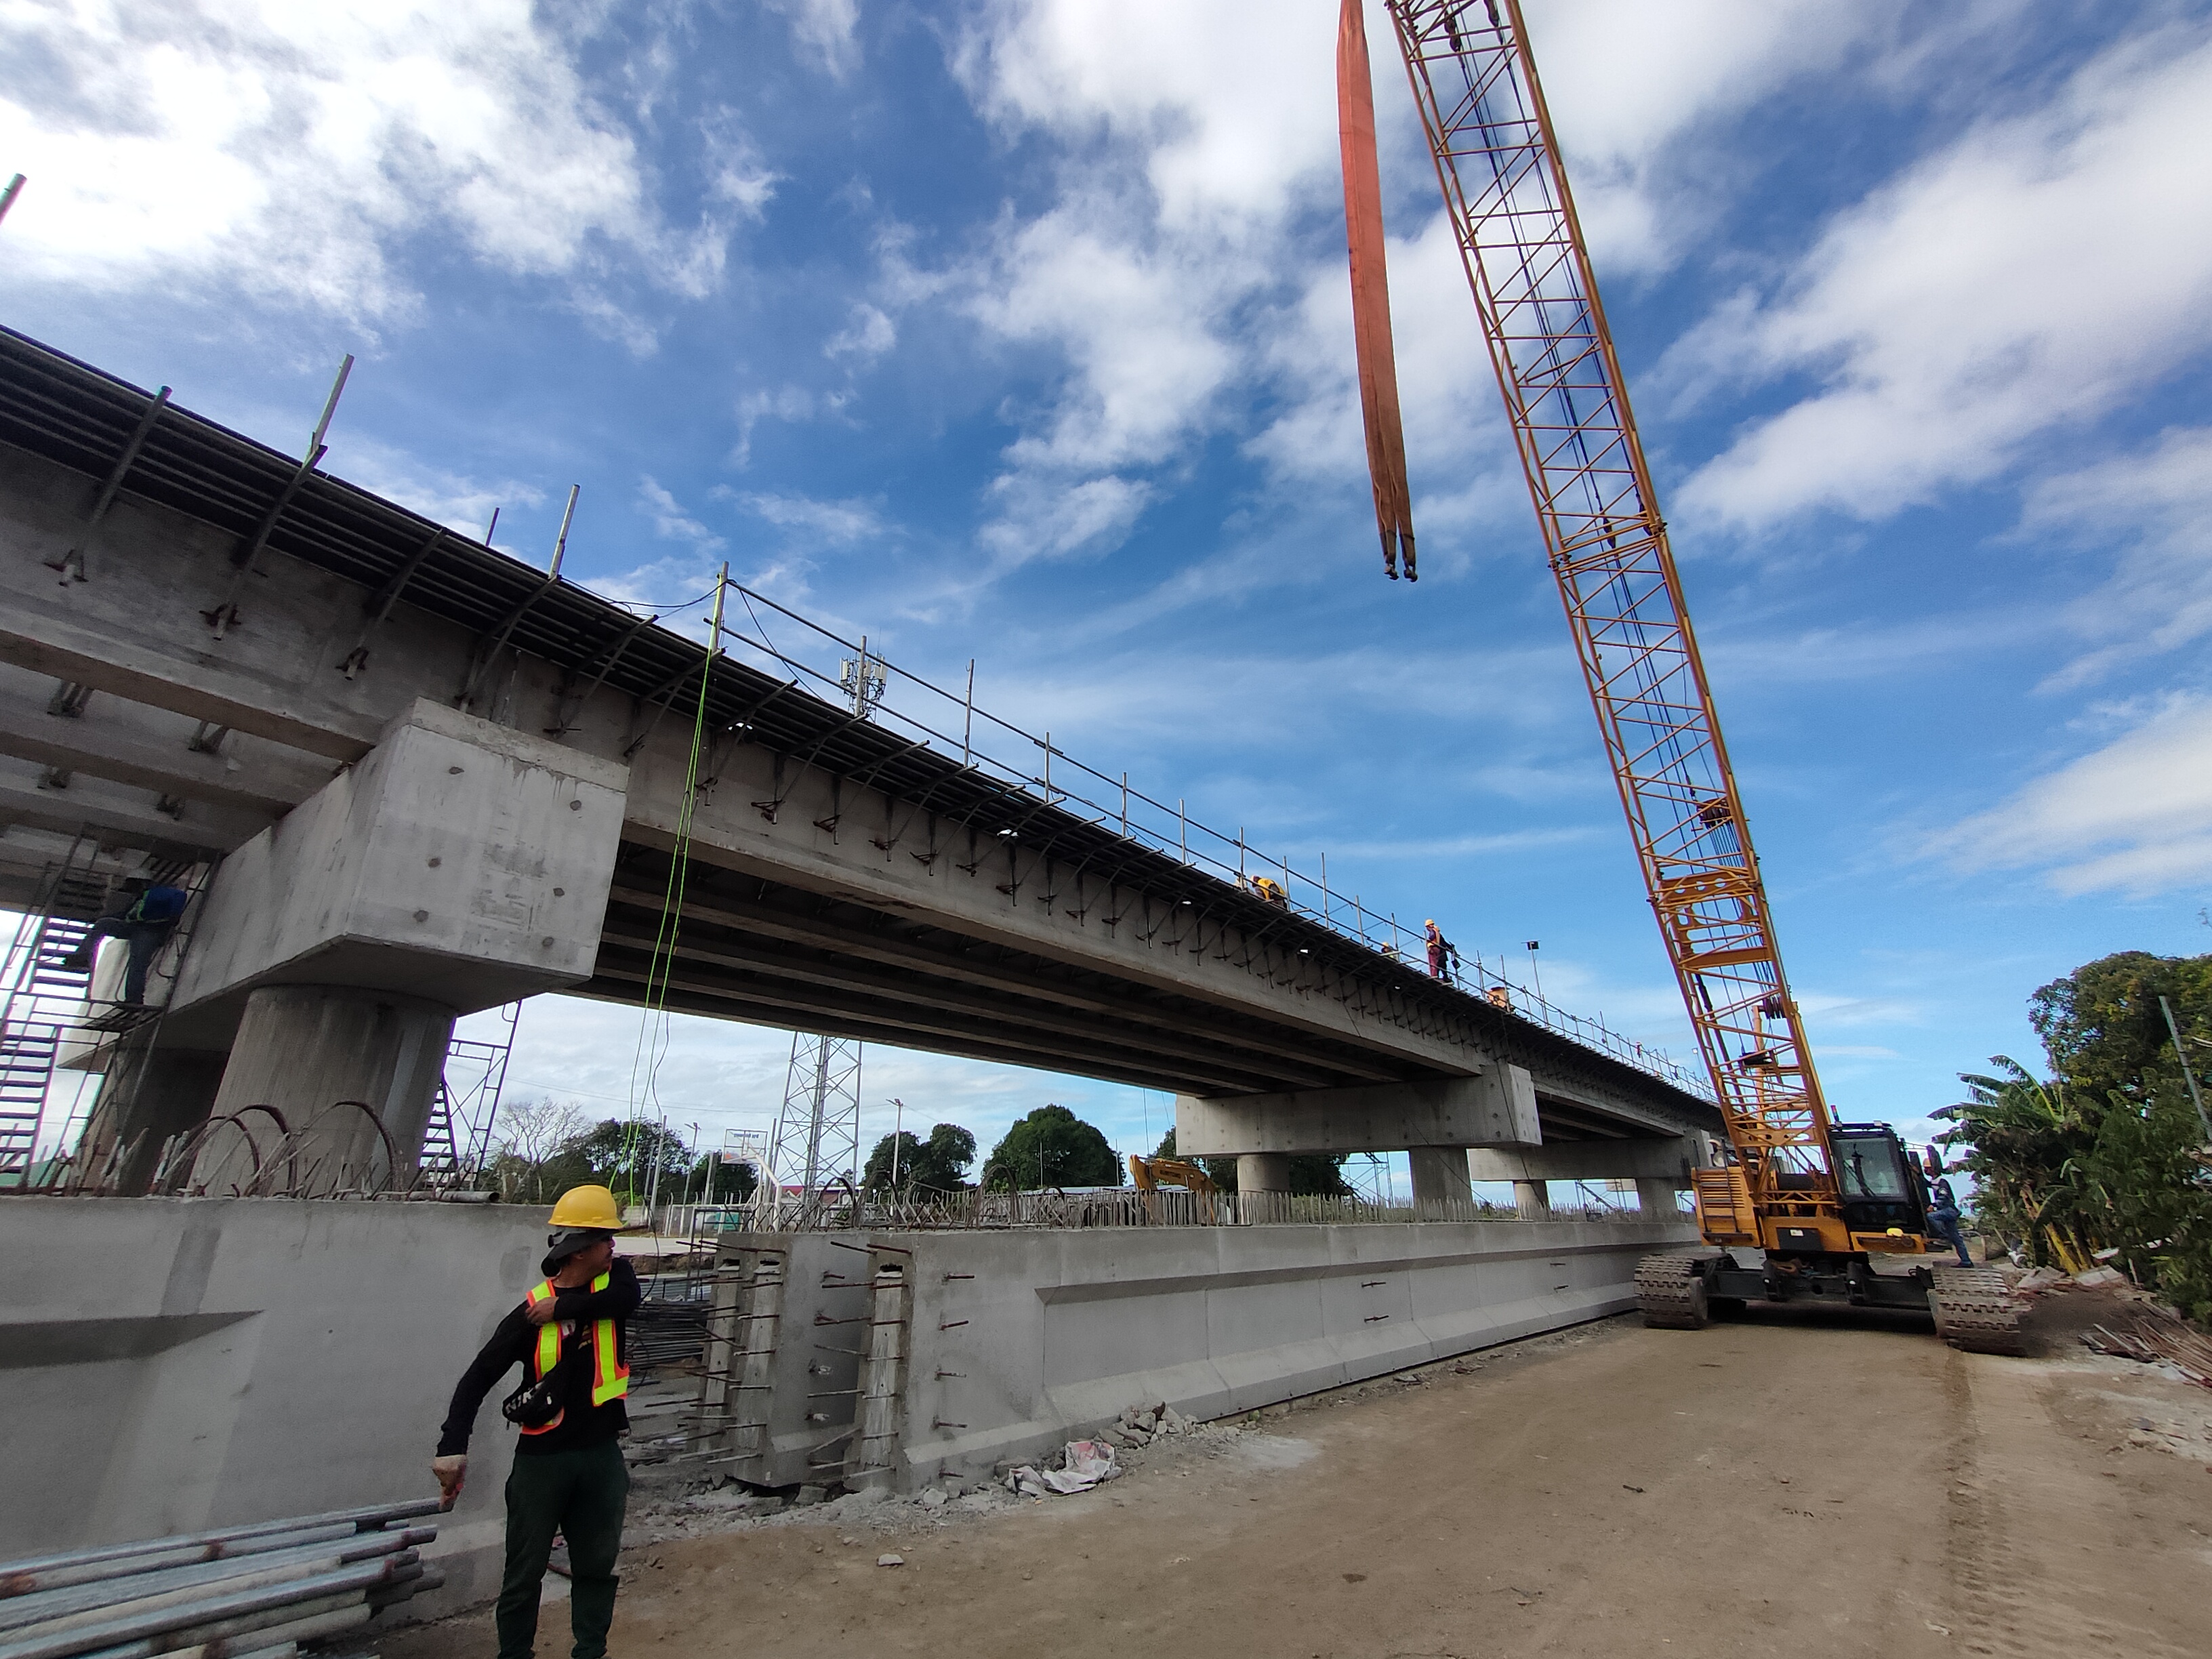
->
xmin=621 ymin=571 xmax=728 ymax=1195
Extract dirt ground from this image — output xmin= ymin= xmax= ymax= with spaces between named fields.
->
xmin=388 ymin=1289 xmax=2212 ymax=1659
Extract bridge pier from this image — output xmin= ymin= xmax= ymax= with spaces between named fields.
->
xmin=1513 ymin=1180 xmax=1550 ymax=1217
xmin=75 ymin=1040 xmax=227 ymax=1195
xmin=150 ymin=699 xmax=627 ymax=1191
xmin=1180 ymin=1073 xmax=1538 ymax=1214
xmin=1408 ymin=1145 xmax=1474 ymax=1210
xmin=1236 ymin=1153 xmax=1291 ymax=1195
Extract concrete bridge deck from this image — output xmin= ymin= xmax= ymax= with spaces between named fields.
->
xmin=0 ymin=325 xmax=1719 ymax=1188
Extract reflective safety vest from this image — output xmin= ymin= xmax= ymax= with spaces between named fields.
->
xmin=518 ymin=1273 xmax=630 ymax=1435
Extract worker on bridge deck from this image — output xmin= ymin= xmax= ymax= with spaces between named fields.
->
xmin=1424 ymin=919 xmax=1453 ymax=981
xmin=432 ymin=1183 xmax=641 ymax=1659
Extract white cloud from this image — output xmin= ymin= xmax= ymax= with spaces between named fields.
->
xmin=825 ymin=301 xmax=896 ymax=363
xmin=340 ymin=436 xmax=539 ymax=540
xmin=939 ymin=0 xmax=1904 ymax=579
xmin=1524 ymin=0 xmax=1891 ymax=270
xmin=0 ymin=0 xmax=749 ymax=323
xmin=740 ymin=491 xmax=887 ymax=545
xmin=2022 ymin=426 xmax=2212 ymax=687
xmin=1676 ymin=22 xmax=2212 ymax=527
xmin=732 ymin=384 xmax=817 ymax=466
xmin=763 ymin=0 xmax=861 ymax=79
xmin=640 ymin=476 xmax=725 ymax=552
xmin=1937 ymin=699 xmax=2212 ymax=895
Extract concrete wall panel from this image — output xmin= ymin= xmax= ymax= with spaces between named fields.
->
xmin=714 ymin=1215 xmax=1697 ymax=1493
xmin=0 ymin=1196 xmax=554 ymax=1618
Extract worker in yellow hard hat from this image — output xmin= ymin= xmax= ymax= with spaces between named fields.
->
xmin=430 ymin=1183 xmax=640 ymax=1659
xmin=1424 ymin=918 xmax=1451 ymax=980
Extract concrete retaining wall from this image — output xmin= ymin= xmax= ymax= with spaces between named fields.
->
xmin=0 ymin=1195 xmax=552 ymax=1617
xmin=708 ymin=1214 xmax=1697 ymax=1492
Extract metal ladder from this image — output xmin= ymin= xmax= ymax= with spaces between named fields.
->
xmin=417 ymin=1002 xmax=520 ymax=1189
xmin=0 ymin=838 xmax=112 ymax=1183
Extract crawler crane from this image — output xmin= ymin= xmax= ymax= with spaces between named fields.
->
xmin=1342 ymin=0 xmax=2020 ymax=1351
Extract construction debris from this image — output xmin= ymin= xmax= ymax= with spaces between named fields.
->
xmin=0 ymin=1498 xmax=447 ymax=1659
xmin=2080 ymin=1308 xmax=2212 ymax=1389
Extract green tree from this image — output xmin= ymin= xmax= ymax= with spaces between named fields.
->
xmin=687 ymin=1153 xmax=757 ymax=1206
xmin=1939 ymin=949 xmax=2212 ymax=1319
xmin=2029 ymin=951 xmax=2212 ymax=1108
xmin=569 ymin=1118 xmax=694 ymax=1203
xmin=862 ymin=1123 xmax=977 ymax=1194
xmin=1151 ymin=1128 xmax=1352 ymax=1196
xmin=983 ymin=1105 xmax=1120 ymax=1190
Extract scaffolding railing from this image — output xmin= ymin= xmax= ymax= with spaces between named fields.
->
xmin=702 ymin=579 xmax=1709 ymax=1099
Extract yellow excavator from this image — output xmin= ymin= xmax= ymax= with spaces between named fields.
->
xmin=1340 ymin=0 xmax=2021 ymax=1352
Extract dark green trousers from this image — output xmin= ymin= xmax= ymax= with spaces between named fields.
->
xmin=496 ymin=1439 xmax=629 ymax=1659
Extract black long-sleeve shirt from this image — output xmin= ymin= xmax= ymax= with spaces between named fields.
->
xmin=438 ymin=1257 xmax=642 ymax=1457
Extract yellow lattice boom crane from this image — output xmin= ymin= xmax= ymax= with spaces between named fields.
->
xmin=1338 ymin=0 xmax=2020 ymax=1351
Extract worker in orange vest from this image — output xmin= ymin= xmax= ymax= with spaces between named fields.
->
xmin=432 ymin=1184 xmax=640 ymax=1659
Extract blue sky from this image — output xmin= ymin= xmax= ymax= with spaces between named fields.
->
xmin=6 ymin=0 xmax=2210 ymax=1184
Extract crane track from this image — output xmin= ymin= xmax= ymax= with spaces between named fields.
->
xmin=1635 ymin=1254 xmax=1711 ymax=1329
xmin=1929 ymin=1266 xmax=2028 ymax=1356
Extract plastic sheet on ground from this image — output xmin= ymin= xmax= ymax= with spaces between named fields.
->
xmin=1008 ymin=1440 xmax=1120 ymax=1497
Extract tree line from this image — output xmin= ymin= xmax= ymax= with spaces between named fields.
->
xmin=485 ymin=1099 xmax=1185 ymax=1204
xmin=1942 ymin=949 xmax=2212 ymax=1319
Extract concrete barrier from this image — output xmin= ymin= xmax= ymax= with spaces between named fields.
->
xmin=0 ymin=1195 xmax=552 ymax=1619
xmin=705 ymin=1214 xmax=1698 ymax=1491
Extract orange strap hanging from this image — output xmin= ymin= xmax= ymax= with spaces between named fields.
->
xmin=1337 ymin=0 xmax=1416 ymax=582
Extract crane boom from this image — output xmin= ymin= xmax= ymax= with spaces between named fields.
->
xmin=1380 ymin=1 xmax=1837 ymax=1221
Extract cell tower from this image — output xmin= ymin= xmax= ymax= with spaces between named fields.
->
xmin=768 ymin=1033 xmax=861 ymax=1193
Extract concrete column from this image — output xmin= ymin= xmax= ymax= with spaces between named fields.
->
xmin=1408 ymin=1145 xmax=1473 ymax=1213
xmin=1514 ymin=1179 xmax=1551 ymax=1218
xmin=73 ymin=1044 xmax=228 ymax=1195
xmin=192 ymin=987 xmax=454 ymax=1195
xmin=1237 ymin=1153 xmax=1292 ymax=1194
xmin=1637 ymin=1177 xmax=1682 ymax=1218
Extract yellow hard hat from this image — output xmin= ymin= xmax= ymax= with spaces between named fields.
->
xmin=548 ymin=1183 xmax=623 ymax=1230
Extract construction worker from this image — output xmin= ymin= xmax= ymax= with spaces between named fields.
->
xmin=60 ymin=870 xmax=188 ymax=1005
xmin=1923 ymin=1146 xmax=1973 ymax=1267
xmin=432 ymin=1184 xmax=640 ymax=1659
xmin=1248 ymin=874 xmax=1288 ymax=907
xmin=1424 ymin=919 xmax=1452 ymax=980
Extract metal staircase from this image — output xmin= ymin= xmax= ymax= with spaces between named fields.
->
xmin=0 ymin=839 xmax=111 ymax=1184
xmin=417 ymin=1002 xmax=520 ymax=1189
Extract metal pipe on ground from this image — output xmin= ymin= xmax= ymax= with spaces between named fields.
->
xmin=0 ymin=1532 xmax=434 ymax=1635
xmin=0 ymin=1501 xmax=441 ymax=1593
xmin=0 ymin=1553 xmax=420 ymax=1659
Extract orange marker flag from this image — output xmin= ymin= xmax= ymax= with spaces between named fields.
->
xmin=1337 ymin=0 xmax=1416 ymax=582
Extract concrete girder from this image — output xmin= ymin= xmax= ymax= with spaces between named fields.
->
xmin=0 ymin=660 xmax=337 ymax=816
xmin=1174 ymin=1070 xmax=1542 ymax=1158
xmin=605 ymin=879 xmax=1397 ymax=1084
xmin=588 ymin=954 xmax=1288 ymax=1097
xmin=0 ymin=752 xmax=269 ymax=853
xmin=596 ymin=925 xmax=1351 ymax=1093
xmin=1468 ymin=1137 xmax=1713 ymax=1188
xmin=581 ymin=975 xmax=1224 ymax=1100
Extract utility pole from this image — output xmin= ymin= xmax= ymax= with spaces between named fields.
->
xmin=2160 ymin=996 xmax=2212 ymax=1145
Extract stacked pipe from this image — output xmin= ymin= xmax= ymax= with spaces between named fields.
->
xmin=0 ymin=1500 xmax=446 ymax=1659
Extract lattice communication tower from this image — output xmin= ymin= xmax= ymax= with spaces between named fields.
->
xmin=769 ymin=1032 xmax=862 ymax=1193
